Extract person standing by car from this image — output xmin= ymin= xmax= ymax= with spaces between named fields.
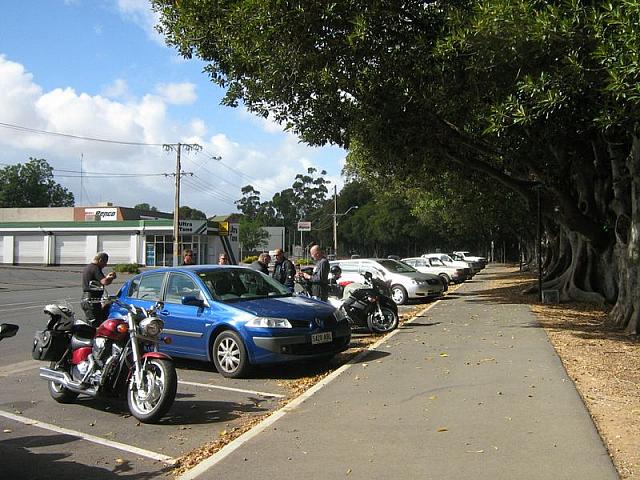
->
xmin=218 ymin=253 xmax=229 ymax=265
xmin=250 ymin=252 xmax=271 ymax=274
xmin=183 ymin=249 xmax=196 ymax=265
xmin=81 ymin=252 xmax=116 ymax=326
xmin=272 ymin=248 xmax=295 ymax=290
xmin=300 ymin=245 xmax=330 ymax=301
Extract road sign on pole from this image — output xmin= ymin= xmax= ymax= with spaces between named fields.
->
xmin=297 ymin=221 xmax=311 ymax=231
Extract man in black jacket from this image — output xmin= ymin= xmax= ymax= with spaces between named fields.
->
xmin=272 ymin=248 xmax=295 ymax=290
xmin=300 ymin=245 xmax=329 ymax=301
xmin=80 ymin=252 xmax=116 ymax=326
xmin=250 ymin=252 xmax=271 ymax=275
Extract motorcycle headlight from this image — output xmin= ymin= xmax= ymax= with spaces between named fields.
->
xmin=139 ymin=317 xmax=164 ymax=337
xmin=246 ymin=317 xmax=292 ymax=328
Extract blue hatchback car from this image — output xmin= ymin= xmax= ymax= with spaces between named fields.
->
xmin=110 ymin=266 xmax=351 ymax=378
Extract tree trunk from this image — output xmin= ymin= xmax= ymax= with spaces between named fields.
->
xmin=608 ymin=134 xmax=640 ymax=335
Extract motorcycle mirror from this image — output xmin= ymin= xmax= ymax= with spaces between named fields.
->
xmin=0 ymin=323 xmax=19 ymax=340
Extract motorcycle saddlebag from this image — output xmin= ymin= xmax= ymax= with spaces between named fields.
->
xmin=32 ymin=329 xmax=68 ymax=361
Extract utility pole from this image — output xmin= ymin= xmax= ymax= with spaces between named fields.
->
xmin=333 ymin=185 xmax=338 ymax=258
xmin=163 ymin=142 xmax=201 ymax=266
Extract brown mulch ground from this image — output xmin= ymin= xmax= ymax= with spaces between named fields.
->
xmin=488 ymin=267 xmax=640 ymax=479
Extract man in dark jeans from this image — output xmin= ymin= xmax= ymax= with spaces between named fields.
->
xmin=272 ymin=248 xmax=296 ymax=291
xmin=300 ymin=245 xmax=330 ymax=301
xmin=81 ymin=252 xmax=116 ymax=326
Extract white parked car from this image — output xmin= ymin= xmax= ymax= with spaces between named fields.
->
xmin=329 ymin=258 xmax=444 ymax=305
xmin=401 ymin=257 xmax=466 ymax=284
xmin=452 ymin=251 xmax=487 ymax=269
xmin=422 ymin=253 xmax=476 ymax=277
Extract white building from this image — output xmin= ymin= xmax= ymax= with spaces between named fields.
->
xmin=0 ymin=204 xmax=240 ymax=266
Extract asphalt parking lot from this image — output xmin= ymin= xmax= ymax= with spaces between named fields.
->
xmin=0 ymin=266 xmax=425 ymax=478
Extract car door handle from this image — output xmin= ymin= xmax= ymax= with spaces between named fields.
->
xmin=160 ymin=310 xmax=170 ymax=316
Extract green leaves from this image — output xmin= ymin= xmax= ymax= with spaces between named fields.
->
xmin=0 ymin=158 xmax=74 ymax=208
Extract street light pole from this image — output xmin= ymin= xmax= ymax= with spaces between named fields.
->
xmin=333 ymin=185 xmax=338 ymax=258
xmin=332 ymin=204 xmax=358 ymax=259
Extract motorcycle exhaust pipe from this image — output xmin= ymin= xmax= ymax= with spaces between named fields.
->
xmin=39 ymin=367 xmax=98 ymax=396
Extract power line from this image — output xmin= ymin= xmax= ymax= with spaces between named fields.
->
xmin=0 ymin=121 xmax=165 ymax=146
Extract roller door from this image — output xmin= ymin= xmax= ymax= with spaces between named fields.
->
xmin=98 ymin=235 xmax=131 ymax=264
xmin=55 ymin=235 xmax=87 ymax=264
xmin=14 ymin=235 xmax=45 ymax=264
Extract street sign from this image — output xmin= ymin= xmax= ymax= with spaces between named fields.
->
xmin=297 ymin=221 xmax=311 ymax=231
xmin=218 ymin=221 xmax=229 ymax=236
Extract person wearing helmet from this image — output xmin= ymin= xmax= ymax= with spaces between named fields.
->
xmin=328 ymin=265 xmax=343 ymax=298
xmin=80 ymin=252 xmax=116 ymax=326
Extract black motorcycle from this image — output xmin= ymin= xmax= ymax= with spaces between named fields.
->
xmin=331 ymin=271 xmax=399 ymax=334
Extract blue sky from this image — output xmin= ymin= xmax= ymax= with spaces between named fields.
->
xmin=0 ymin=0 xmax=346 ymax=216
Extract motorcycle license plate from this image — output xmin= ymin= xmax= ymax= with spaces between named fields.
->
xmin=311 ymin=332 xmax=332 ymax=344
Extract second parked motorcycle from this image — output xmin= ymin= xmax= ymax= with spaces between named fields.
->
xmin=33 ymin=286 xmax=177 ymax=424
xmin=327 ymin=267 xmax=399 ymax=334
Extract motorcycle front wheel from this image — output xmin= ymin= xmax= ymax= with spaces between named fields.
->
xmin=127 ymin=358 xmax=177 ymax=424
xmin=367 ymin=306 xmax=399 ymax=334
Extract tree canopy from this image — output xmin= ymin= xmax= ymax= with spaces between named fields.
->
xmin=0 ymin=158 xmax=74 ymax=208
xmin=154 ymin=0 xmax=640 ymax=333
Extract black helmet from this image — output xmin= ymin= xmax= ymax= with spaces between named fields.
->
xmin=330 ymin=265 xmax=342 ymax=278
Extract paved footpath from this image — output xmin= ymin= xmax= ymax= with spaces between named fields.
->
xmin=183 ymin=265 xmax=618 ymax=480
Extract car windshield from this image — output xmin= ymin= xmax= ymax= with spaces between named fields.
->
xmin=197 ymin=268 xmax=291 ymax=302
xmin=376 ymin=259 xmax=417 ymax=273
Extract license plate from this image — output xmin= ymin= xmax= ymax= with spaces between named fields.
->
xmin=311 ymin=332 xmax=332 ymax=345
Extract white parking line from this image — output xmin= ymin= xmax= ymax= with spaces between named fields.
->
xmin=178 ymin=300 xmax=442 ymax=480
xmin=178 ymin=380 xmax=285 ymax=399
xmin=0 ymin=410 xmax=175 ymax=464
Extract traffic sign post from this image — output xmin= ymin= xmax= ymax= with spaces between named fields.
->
xmin=297 ymin=221 xmax=311 ymax=231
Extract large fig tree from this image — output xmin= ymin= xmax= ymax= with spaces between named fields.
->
xmin=153 ymin=0 xmax=640 ymax=334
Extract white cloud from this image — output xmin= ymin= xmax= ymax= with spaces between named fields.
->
xmin=154 ymin=82 xmax=197 ymax=105
xmin=102 ymin=78 xmax=129 ymax=98
xmin=115 ymin=0 xmax=164 ymax=45
xmin=0 ymin=55 xmax=345 ymax=215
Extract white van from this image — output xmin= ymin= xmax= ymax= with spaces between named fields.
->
xmin=330 ymin=258 xmax=444 ymax=305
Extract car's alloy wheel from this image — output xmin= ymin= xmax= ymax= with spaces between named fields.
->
xmin=391 ymin=285 xmax=408 ymax=305
xmin=213 ymin=330 xmax=250 ymax=378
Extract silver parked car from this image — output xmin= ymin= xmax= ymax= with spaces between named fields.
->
xmin=329 ymin=258 xmax=444 ymax=305
xmin=422 ymin=253 xmax=477 ymax=277
xmin=402 ymin=257 xmax=466 ymax=284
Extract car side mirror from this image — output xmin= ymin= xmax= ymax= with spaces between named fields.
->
xmin=182 ymin=296 xmax=205 ymax=308
xmin=364 ymin=271 xmax=373 ymax=280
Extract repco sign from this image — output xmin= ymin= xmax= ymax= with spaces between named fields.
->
xmin=84 ymin=208 xmax=118 ymax=221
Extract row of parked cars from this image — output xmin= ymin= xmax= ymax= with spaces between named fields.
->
xmin=329 ymin=251 xmax=487 ymax=305
xmin=106 ymin=251 xmax=486 ymax=379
